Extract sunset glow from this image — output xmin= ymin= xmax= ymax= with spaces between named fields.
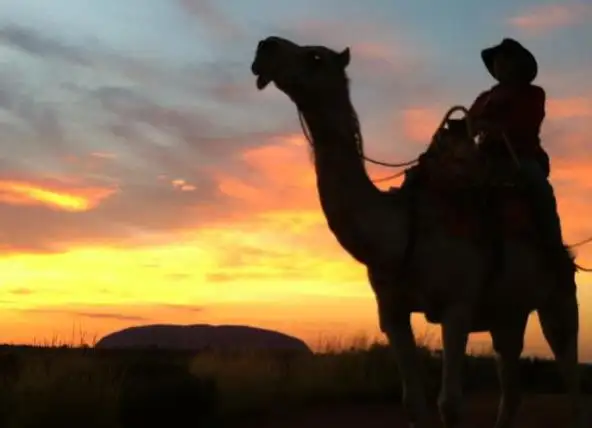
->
xmin=0 ymin=0 xmax=591 ymax=359
xmin=0 ymin=180 xmax=116 ymax=212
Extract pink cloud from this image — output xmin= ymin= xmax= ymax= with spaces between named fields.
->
xmin=508 ymin=3 xmax=592 ymax=34
xmin=547 ymin=97 xmax=592 ymax=119
xmin=289 ymin=19 xmax=426 ymax=75
xmin=215 ymin=133 xmax=318 ymax=213
xmin=177 ymin=0 xmax=244 ymax=41
xmin=401 ymin=107 xmax=443 ymax=143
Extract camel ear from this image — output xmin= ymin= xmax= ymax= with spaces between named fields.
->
xmin=338 ymin=47 xmax=350 ymax=68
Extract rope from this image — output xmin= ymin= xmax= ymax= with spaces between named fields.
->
xmin=575 ymin=263 xmax=592 ymax=273
xmin=569 ymin=235 xmax=592 ymax=272
xmin=436 ymin=105 xmax=473 ymax=139
xmin=364 ymin=156 xmax=418 ymax=168
xmin=298 ymin=104 xmax=479 ymax=181
xmin=297 ymin=103 xmax=592 ymax=274
xmin=568 ymin=235 xmax=592 ymax=249
xmin=297 ymin=109 xmax=418 ymax=183
xmin=371 ymin=169 xmax=407 ymax=183
xmin=501 ymin=132 xmax=521 ymax=168
xmin=367 ymin=105 xmax=474 ymax=182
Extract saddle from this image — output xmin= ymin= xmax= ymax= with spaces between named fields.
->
xmin=418 ymin=115 xmax=537 ymax=240
xmin=397 ymin=108 xmax=538 ymax=284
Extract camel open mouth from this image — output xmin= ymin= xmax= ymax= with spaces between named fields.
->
xmin=252 ymin=60 xmax=273 ymax=90
xmin=252 ymin=39 xmax=279 ymax=90
xmin=255 ymin=74 xmax=272 ymax=90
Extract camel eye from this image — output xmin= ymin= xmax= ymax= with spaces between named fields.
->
xmin=307 ymin=52 xmax=323 ymax=65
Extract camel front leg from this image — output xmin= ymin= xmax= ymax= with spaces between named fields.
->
xmin=383 ymin=314 xmax=431 ymax=428
xmin=369 ymin=268 xmax=431 ymax=427
xmin=489 ymin=311 xmax=529 ymax=428
xmin=438 ymin=305 xmax=471 ymax=428
xmin=538 ymin=293 xmax=588 ymax=428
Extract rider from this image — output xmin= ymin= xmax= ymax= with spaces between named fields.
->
xmin=399 ymin=38 xmax=574 ymax=286
xmin=469 ymin=38 xmax=574 ymax=286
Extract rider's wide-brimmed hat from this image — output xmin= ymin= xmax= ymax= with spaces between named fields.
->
xmin=481 ymin=38 xmax=538 ymax=83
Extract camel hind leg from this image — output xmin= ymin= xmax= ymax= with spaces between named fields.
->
xmin=489 ymin=310 xmax=529 ymax=428
xmin=538 ymin=292 xmax=588 ymax=428
xmin=437 ymin=305 xmax=471 ymax=428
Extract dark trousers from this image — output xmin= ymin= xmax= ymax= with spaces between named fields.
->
xmin=399 ymin=158 xmax=568 ymax=266
xmin=517 ymin=158 xmax=566 ymax=257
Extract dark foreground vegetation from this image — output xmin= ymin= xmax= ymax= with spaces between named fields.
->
xmin=0 ymin=342 xmax=590 ymax=428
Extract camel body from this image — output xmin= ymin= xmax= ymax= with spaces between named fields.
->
xmin=251 ymin=36 xmax=586 ymax=428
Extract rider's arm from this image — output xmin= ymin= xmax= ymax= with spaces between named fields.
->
xmin=467 ymin=90 xmax=492 ymax=136
xmin=499 ymin=85 xmax=546 ymax=137
xmin=470 ymin=85 xmax=545 ymax=137
xmin=468 ymin=90 xmax=491 ymax=119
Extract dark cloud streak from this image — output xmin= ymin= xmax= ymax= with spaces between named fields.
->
xmin=21 ymin=307 xmax=153 ymax=323
xmin=0 ymin=23 xmax=295 ymax=253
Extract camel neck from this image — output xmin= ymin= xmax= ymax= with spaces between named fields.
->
xmin=298 ymin=99 xmax=405 ymax=266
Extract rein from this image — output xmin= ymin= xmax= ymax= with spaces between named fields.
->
xmin=297 ymin=108 xmax=418 ymax=184
xmin=296 ymin=104 xmax=592 ymax=272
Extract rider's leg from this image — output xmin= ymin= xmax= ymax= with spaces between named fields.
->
xmin=519 ymin=159 xmax=575 ymax=289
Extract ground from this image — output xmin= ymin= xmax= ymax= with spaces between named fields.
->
xmin=1 ymin=345 xmax=588 ymax=427
xmin=246 ymin=394 xmax=572 ymax=427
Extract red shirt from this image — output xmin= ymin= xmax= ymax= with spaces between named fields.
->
xmin=468 ymin=83 xmax=545 ymax=157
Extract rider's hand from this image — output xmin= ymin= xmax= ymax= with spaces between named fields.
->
xmin=475 ymin=120 xmax=503 ymax=135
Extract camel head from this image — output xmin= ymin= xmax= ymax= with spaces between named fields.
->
xmin=251 ymin=36 xmax=351 ymax=107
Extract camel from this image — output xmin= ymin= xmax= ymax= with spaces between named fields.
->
xmin=251 ymin=36 xmax=588 ymax=428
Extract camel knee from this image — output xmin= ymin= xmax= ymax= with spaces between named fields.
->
xmin=539 ymin=296 xmax=579 ymax=357
xmin=491 ymin=314 xmax=528 ymax=366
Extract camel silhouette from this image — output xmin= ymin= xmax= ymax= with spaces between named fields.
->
xmin=251 ymin=36 xmax=588 ymax=428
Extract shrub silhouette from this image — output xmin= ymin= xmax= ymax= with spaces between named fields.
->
xmin=119 ymin=357 xmax=218 ymax=428
xmin=0 ymin=342 xmax=590 ymax=426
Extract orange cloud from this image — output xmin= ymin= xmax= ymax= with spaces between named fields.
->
xmin=547 ymin=97 xmax=592 ymax=119
xmin=242 ymin=134 xmax=312 ymax=182
xmin=401 ymin=107 xmax=442 ymax=143
xmin=508 ymin=3 xmax=592 ymax=34
xmin=171 ymin=178 xmax=196 ymax=192
xmin=0 ymin=180 xmax=116 ymax=212
xmin=217 ymin=175 xmax=261 ymax=204
xmin=552 ymin=158 xmax=592 ymax=236
xmin=552 ymin=157 xmax=592 ymax=183
xmin=215 ymin=133 xmax=318 ymax=214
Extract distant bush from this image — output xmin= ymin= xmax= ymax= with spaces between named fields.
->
xmin=0 ymin=337 xmax=589 ymax=427
xmin=119 ymin=358 xmax=217 ymax=428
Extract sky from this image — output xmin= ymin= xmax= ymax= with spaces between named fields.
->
xmin=0 ymin=0 xmax=591 ymax=358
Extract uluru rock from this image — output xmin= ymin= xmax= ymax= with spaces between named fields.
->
xmin=95 ymin=324 xmax=312 ymax=354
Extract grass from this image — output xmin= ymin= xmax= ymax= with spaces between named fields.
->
xmin=0 ymin=334 xmax=590 ymax=427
